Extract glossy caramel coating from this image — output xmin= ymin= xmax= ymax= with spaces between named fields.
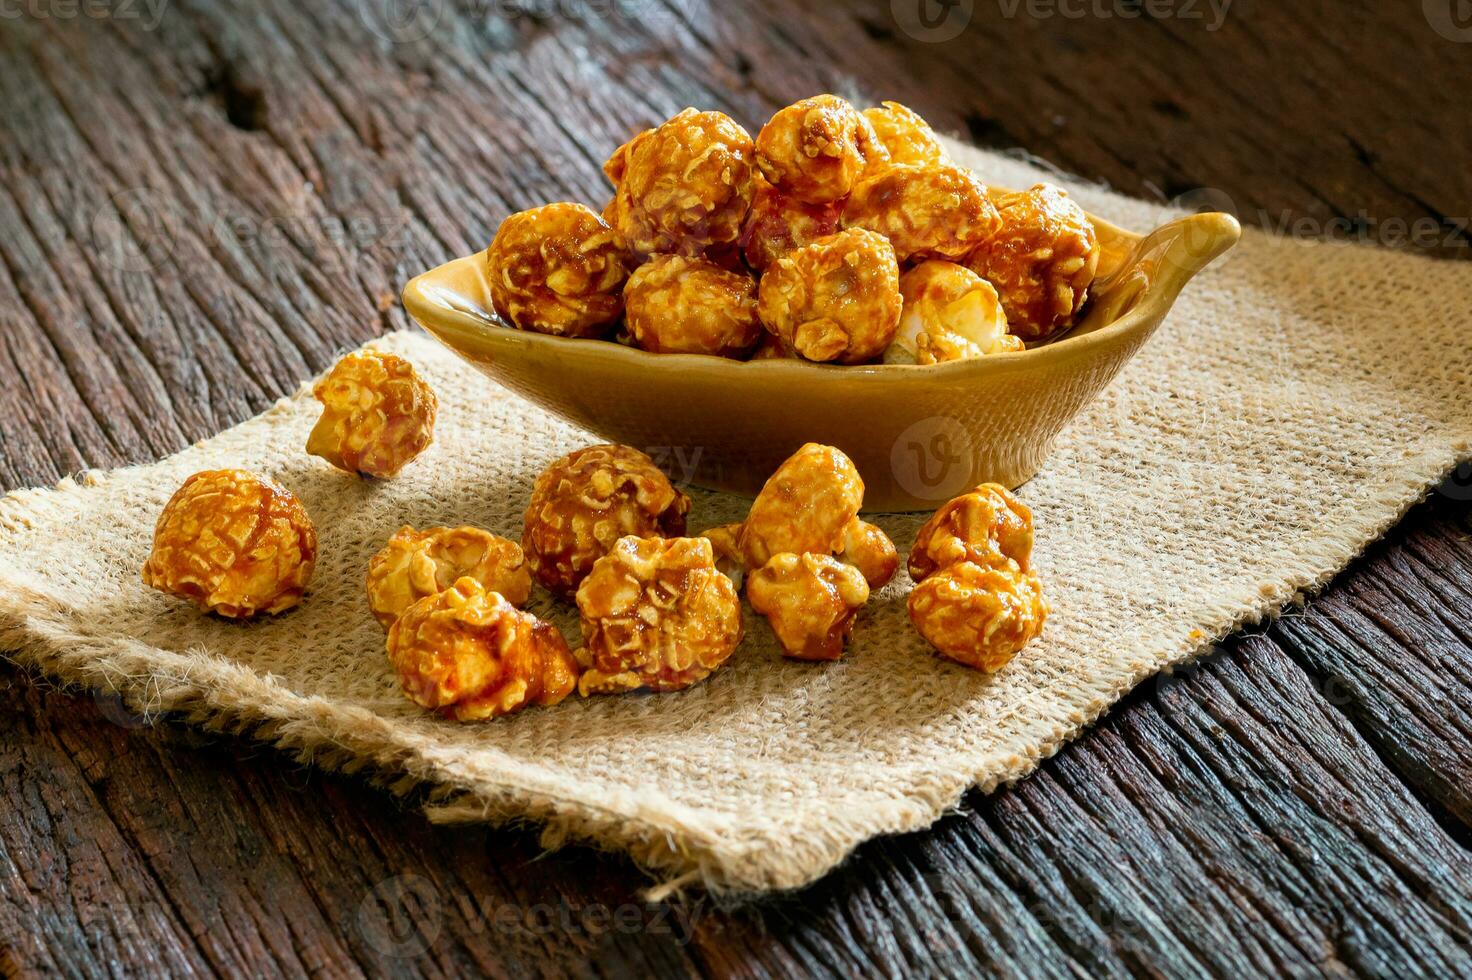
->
xmin=755 ymin=95 xmax=887 ymax=204
xmin=573 ymin=536 xmax=744 ymax=694
xmin=837 ymin=518 xmax=899 ymax=588
xmin=747 ymin=552 xmax=870 ymax=662
xmin=624 ymin=255 xmax=761 ymax=358
xmin=907 ymin=483 xmax=1033 ymax=583
xmin=908 ymin=563 xmax=1047 ymax=672
xmin=965 ymin=183 xmax=1100 ymax=341
xmin=521 ymin=445 xmax=691 ymax=599
xmin=863 ymin=102 xmax=946 ymax=169
xmin=739 ymin=443 xmax=865 ymax=570
xmin=307 ymin=350 xmax=437 ymax=478
xmin=142 ymin=469 xmax=317 ymax=618
xmin=486 ymin=203 xmax=629 ymax=338
xmin=756 ymin=228 xmax=902 ymax=364
xmin=888 ymin=260 xmax=1023 ymax=365
xmin=366 ymin=526 xmax=532 ymax=630
xmin=386 ymin=578 xmax=578 ymax=721
xmin=738 ymin=178 xmax=842 ymax=271
xmin=603 ymin=109 xmax=757 ymax=257
xmin=841 ymin=163 xmax=1000 ymax=263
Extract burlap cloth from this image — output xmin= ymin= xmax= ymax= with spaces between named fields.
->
xmin=2 ymin=144 xmax=1469 ymax=897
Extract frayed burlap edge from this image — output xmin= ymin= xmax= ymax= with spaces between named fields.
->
xmin=1 ymin=434 xmax=1466 ymax=899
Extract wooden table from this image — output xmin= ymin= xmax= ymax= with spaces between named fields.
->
xmin=3 ymin=2 xmax=1470 ymax=975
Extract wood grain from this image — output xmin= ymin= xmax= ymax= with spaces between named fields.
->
xmin=1 ymin=1 xmax=1469 ymax=975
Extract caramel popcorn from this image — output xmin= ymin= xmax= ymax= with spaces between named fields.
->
xmin=739 ymin=443 xmax=865 ymax=569
xmin=386 ymin=577 xmax=579 ymax=721
xmin=756 ymin=228 xmax=902 ymax=364
xmin=603 ymin=109 xmax=757 ymax=257
xmin=624 ymin=255 xmax=761 ymax=358
xmin=749 ymin=333 xmax=789 ymax=360
xmin=366 ymin=526 xmax=532 ymax=629
xmin=908 ymin=483 xmax=1034 ymax=583
xmin=747 ymin=552 xmax=870 ymax=661
xmin=755 ymin=95 xmax=887 ymax=204
xmin=887 ymin=261 xmax=1023 ymax=365
xmin=908 ymin=563 xmax=1047 ymax=671
xmin=573 ymin=536 xmax=744 ymax=694
xmin=522 ymin=444 xmax=691 ymax=599
xmin=966 ymin=183 xmax=1100 ymax=341
xmin=738 ymin=178 xmax=842 ymax=271
xmin=837 ymin=517 xmax=899 ymax=588
xmin=486 ymin=202 xmax=629 ymax=338
xmin=698 ymin=523 xmax=747 ymax=587
xmin=863 ymin=102 xmax=946 ymax=169
xmin=841 ymin=162 xmax=1001 ymax=263
xmin=306 ymin=350 xmax=437 ymax=479
xmin=142 ymin=469 xmax=317 ymax=618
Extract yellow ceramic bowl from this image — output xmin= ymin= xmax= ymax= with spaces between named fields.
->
xmin=403 ymin=202 xmax=1239 ymax=511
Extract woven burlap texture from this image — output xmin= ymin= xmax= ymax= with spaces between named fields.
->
xmin=2 ymin=143 xmax=1469 ymax=896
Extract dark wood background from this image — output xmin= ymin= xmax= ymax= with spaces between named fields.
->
xmin=3 ymin=1 xmax=1471 ymax=975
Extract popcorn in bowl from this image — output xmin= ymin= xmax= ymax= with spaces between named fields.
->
xmin=886 ymin=260 xmax=1023 ymax=365
xmin=624 ymin=255 xmax=761 ymax=358
xmin=754 ymin=94 xmax=886 ymax=205
xmin=486 ymin=202 xmax=629 ymax=338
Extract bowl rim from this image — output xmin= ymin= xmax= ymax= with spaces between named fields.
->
xmin=403 ymin=208 xmax=1240 ymax=383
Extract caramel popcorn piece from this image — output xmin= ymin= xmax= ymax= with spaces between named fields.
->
xmin=698 ymin=523 xmax=747 ymax=587
xmin=603 ymin=108 xmax=757 ymax=258
xmin=624 ymin=255 xmax=761 ymax=358
xmin=887 ymin=260 xmax=1023 ymax=365
xmin=366 ymin=526 xmax=532 ymax=629
xmin=521 ymin=444 xmax=691 ymax=599
xmin=908 ymin=482 xmax=1034 ymax=583
xmin=755 ymin=94 xmax=887 ymax=204
xmin=486 ymin=202 xmax=630 ymax=338
xmin=307 ymin=350 xmax=437 ymax=479
xmin=908 ymin=562 xmax=1047 ymax=671
xmin=863 ymin=101 xmax=946 ymax=169
xmin=747 ymin=552 xmax=870 ymax=661
xmin=142 ymin=469 xmax=317 ymax=618
xmin=573 ymin=536 xmax=744 ymax=694
xmin=757 ymin=228 xmax=902 ymax=364
xmin=386 ymin=578 xmax=578 ymax=721
xmin=841 ymin=162 xmax=1001 ymax=263
xmin=837 ymin=517 xmax=899 ymax=588
xmin=739 ymin=443 xmax=865 ymax=569
xmin=738 ymin=178 xmax=842 ymax=271
xmin=966 ymin=183 xmax=1100 ymax=342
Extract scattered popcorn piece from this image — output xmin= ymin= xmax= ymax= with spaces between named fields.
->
xmin=907 ymin=562 xmax=1047 ymax=671
xmin=887 ymin=260 xmax=1023 ymax=365
xmin=522 ymin=444 xmax=691 ymax=599
xmin=739 ymin=443 xmax=865 ymax=569
xmin=755 ymin=94 xmax=887 ymax=204
xmin=386 ymin=577 xmax=578 ymax=721
xmin=624 ymin=255 xmax=761 ymax=358
xmin=142 ymin=469 xmax=317 ymax=618
xmin=863 ymin=101 xmax=946 ymax=169
xmin=907 ymin=482 xmax=1034 ymax=583
xmin=747 ymin=552 xmax=870 ymax=661
xmin=307 ymin=350 xmax=437 ymax=478
xmin=841 ymin=162 xmax=1001 ymax=263
xmin=486 ymin=202 xmax=629 ymax=338
xmin=837 ymin=517 xmax=899 ymax=588
xmin=603 ymin=108 xmax=757 ymax=257
xmin=698 ymin=523 xmax=747 ymax=588
xmin=366 ymin=526 xmax=532 ymax=629
xmin=757 ymin=228 xmax=902 ymax=363
xmin=573 ymin=536 xmax=744 ymax=694
xmin=965 ymin=183 xmax=1100 ymax=342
